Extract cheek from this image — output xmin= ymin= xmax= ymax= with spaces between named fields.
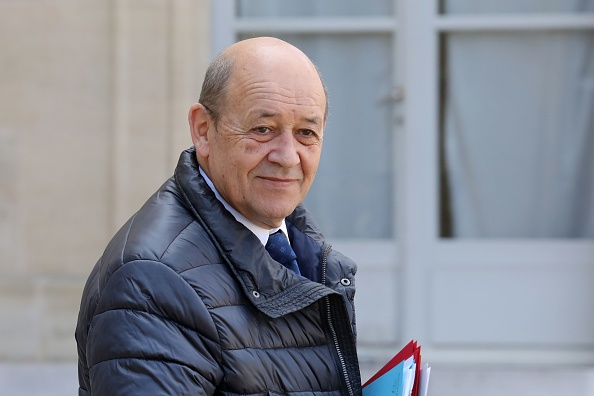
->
xmin=241 ymin=143 xmax=270 ymax=169
xmin=242 ymin=141 xmax=261 ymax=156
xmin=302 ymin=149 xmax=322 ymax=176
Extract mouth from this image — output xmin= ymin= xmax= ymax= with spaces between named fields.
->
xmin=258 ymin=176 xmax=299 ymax=187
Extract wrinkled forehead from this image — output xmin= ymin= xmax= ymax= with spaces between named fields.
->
xmin=230 ymin=47 xmax=326 ymax=111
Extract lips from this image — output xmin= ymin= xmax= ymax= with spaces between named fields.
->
xmin=262 ymin=176 xmax=297 ymax=182
xmin=257 ymin=176 xmax=300 ymax=187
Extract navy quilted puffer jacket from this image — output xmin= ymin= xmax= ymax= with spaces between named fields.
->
xmin=76 ymin=148 xmax=362 ymax=395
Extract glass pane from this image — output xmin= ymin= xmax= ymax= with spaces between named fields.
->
xmin=440 ymin=31 xmax=594 ymax=238
xmin=441 ymin=0 xmax=594 ymax=14
xmin=238 ymin=33 xmax=395 ymax=239
xmin=237 ymin=0 xmax=395 ymax=18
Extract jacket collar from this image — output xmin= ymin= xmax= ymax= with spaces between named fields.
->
xmin=174 ymin=148 xmax=336 ymax=318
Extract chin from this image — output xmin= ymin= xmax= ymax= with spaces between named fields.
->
xmin=260 ymin=204 xmax=298 ymax=223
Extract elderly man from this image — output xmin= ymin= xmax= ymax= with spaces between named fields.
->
xmin=76 ymin=37 xmax=361 ymax=395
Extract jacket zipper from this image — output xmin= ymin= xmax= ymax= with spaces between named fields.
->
xmin=321 ymin=244 xmax=354 ymax=396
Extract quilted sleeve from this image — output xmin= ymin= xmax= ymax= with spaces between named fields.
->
xmin=85 ymin=260 xmax=223 ymax=395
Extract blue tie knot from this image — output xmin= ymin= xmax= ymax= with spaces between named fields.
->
xmin=265 ymin=230 xmax=300 ymax=275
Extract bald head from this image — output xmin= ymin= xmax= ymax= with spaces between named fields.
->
xmin=199 ymin=37 xmax=328 ymax=125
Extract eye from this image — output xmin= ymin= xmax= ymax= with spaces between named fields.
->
xmin=296 ymin=129 xmax=321 ymax=145
xmin=253 ymin=126 xmax=271 ymax=134
xmin=249 ymin=126 xmax=276 ymax=142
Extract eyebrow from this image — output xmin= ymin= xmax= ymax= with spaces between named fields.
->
xmin=254 ymin=110 xmax=322 ymax=126
xmin=257 ymin=110 xmax=277 ymax=119
xmin=304 ymin=116 xmax=323 ymax=125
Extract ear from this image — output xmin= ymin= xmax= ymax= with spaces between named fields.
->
xmin=188 ymin=103 xmax=212 ymax=159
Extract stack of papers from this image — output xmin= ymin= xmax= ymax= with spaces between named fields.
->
xmin=362 ymin=340 xmax=431 ymax=396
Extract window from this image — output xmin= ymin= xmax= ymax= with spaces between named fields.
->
xmin=439 ymin=1 xmax=594 ymax=238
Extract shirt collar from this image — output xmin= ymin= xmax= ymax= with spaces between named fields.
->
xmin=199 ymin=167 xmax=288 ymax=246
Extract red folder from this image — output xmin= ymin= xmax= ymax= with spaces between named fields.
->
xmin=363 ymin=339 xmax=422 ymax=395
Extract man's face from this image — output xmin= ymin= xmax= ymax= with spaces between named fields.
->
xmin=201 ymin=52 xmax=326 ymax=229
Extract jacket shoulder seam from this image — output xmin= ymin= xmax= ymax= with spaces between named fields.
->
xmin=120 ymin=213 xmax=138 ymax=266
xmin=91 ymin=356 xmax=216 ymax=387
xmin=93 ymin=306 xmax=220 ymax=347
xmin=157 ymin=218 xmax=198 ymax=262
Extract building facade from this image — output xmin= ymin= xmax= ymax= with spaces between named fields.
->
xmin=0 ymin=0 xmax=209 ymax=360
xmin=1 ymin=0 xmax=594 ymax=378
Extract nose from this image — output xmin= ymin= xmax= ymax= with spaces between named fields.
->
xmin=267 ymin=131 xmax=300 ymax=168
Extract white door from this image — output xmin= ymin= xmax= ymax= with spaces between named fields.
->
xmin=210 ymin=0 xmax=594 ymax=365
xmin=403 ymin=0 xmax=594 ymax=364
